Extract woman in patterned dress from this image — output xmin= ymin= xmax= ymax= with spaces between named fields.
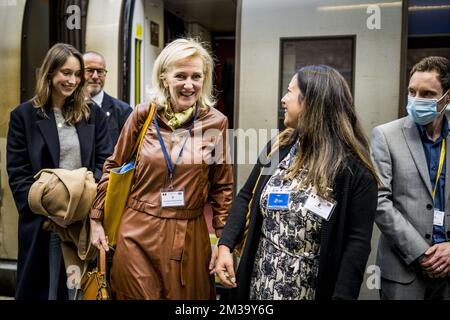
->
xmin=212 ymin=65 xmax=379 ymax=300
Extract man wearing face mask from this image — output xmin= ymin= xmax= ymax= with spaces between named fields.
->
xmin=371 ymin=56 xmax=450 ymax=299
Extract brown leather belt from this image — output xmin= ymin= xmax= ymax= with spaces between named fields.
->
xmin=127 ymin=197 xmax=204 ymax=219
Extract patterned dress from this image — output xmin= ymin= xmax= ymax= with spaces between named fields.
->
xmin=249 ymin=147 xmax=323 ymax=300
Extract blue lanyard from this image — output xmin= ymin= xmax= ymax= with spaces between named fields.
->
xmin=153 ymin=107 xmax=199 ymax=185
xmin=288 ymin=141 xmax=299 ymax=167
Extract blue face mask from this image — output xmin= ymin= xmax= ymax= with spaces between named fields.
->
xmin=406 ymin=90 xmax=450 ymax=125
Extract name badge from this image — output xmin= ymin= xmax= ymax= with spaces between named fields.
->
xmin=161 ymin=190 xmax=185 ymax=207
xmin=304 ymin=193 xmax=336 ymax=221
xmin=267 ymin=192 xmax=290 ymax=210
xmin=433 ymin=210 xmax=445 ymax=227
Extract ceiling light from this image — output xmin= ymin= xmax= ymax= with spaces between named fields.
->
xmin=317 ymin=2 xmax=401 ymax=11
xmin=409 ymin=5 xmax=450 ymax=11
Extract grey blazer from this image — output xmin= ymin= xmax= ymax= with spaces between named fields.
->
xmin=371 ymin=116 xmax=450 ymax=284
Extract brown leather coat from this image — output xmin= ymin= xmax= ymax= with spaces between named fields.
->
xmin=91 ymin=103 xmax=233 ymax=299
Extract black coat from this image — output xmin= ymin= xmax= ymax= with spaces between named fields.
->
xmin=6 ymin=101 xmax=113 ymax=300
xmin=218 ymin=139 xmax=377 ymax=300
xmin=100 ymin=92 xmax=132 ymax=147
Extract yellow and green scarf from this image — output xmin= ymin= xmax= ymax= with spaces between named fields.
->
xmin=163 ymin=102 xmax=196 ymax=130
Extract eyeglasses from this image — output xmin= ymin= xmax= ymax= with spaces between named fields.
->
xmin=85 ymin=68 xmax=108 ymax=77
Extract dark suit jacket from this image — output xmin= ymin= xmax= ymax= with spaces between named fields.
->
xmin=218 ymin=137 xmax=377 ymax=300
xmin=100 ymin=92 xmax=132 ymax=147
xmin=6 ymin=101 xmax=113 ymax=300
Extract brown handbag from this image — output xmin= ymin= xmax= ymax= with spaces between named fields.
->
xmin=81 ymin=247 xmax=110 ymax=300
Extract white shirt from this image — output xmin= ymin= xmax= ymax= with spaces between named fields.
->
xmin=91 ymin=90 xmax=104 ymax=107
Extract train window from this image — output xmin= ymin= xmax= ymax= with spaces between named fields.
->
xmin=278 ymin=36 xmax=355 ymax=129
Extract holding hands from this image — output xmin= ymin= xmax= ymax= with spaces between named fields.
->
xmin=209 ymin=245 xmax=237 ymax=288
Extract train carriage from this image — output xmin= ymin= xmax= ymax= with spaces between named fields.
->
xmin=0 ymin=0 xmax=449 ymax=299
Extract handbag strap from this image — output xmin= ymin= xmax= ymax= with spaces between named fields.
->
xmin=129 ymin=103 xmax=156 ymax=161
xmin=98 ymin=247 xmax=106 ymax=275
xmin=96 ymin=247 xmax=110 ymax=300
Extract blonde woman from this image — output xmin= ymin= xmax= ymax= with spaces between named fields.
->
xmin=90 ymin=38 xmax=233 ymax=299
xmin=213 ymin=65 xmax=379 ymax=300
xmin=7 ymin=43 xmax=112 ymax=300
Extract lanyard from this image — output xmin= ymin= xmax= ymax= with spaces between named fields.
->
xmin=153 ymin=107 xmax=199 ymax=186
xmin=432 ymin=139 xmax=446 ymax=200
xmin=288 ymin=141 xmax=299 ymax=167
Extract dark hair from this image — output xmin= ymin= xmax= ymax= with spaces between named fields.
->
xmin=410 ymin=56 xmax=450 ymax=92
xmin=280 ymin=65 xmax=379 ymax=199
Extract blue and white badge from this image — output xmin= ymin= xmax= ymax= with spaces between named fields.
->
xmin=267 ymin=191 xmax=290 ymax=210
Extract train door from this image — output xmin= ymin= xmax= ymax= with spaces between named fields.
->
xmin=401 ymin=0 xmax=450 ymax=118
xmin=163 ymin=0 xmax=237 ymax=125
xmin=85 ymin=0 xmax=124 ymax=100
xmin=213 ymin=35 xmax=236 ymax=129
xmin=143 ymin=1 xmax=164 ymax=104
xmin=86 ymin=0 xmax=163 ymax=107
xmin=21 ymin=0 xmax=88 ymax=102
xmin=0 ymin=0 xmax=26 ymax=297
xmin=129 ymin=0 xmax=145 ymax=107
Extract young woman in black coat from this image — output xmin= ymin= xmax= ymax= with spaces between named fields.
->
xmin=6 ymin=43 xmax=112 ymax=300
xmin=212 ymin=65 xmax=379 ymax=300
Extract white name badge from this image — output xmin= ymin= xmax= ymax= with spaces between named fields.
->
xmin=161 ymin=190 xmax=185 ymax=207
xmin=304 ymin=193 xmax=336 ymax=221
xmin=433 ymin=210 xmax=445 ymax=227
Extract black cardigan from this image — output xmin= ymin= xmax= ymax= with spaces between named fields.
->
xmin=218 ymin=139 xmax=377 ymax=300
